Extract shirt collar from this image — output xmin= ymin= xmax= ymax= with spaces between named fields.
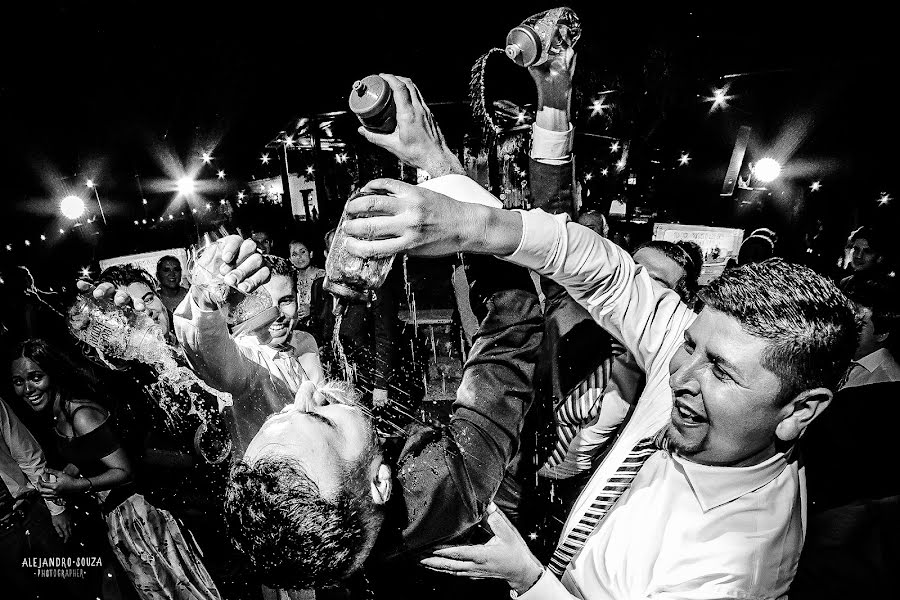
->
xmin=856 ymin=348 xmax=900 ymax=376
xmin=672 ymin=448 xmax=792 ymax=512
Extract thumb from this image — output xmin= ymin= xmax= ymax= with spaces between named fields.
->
xmin=484 ymin=503 xmax=518 ymax=541
xmin=45 ymin=468 xmax=62 ymax=476
xmin=358 ymin=126 xmax=394 ymax=146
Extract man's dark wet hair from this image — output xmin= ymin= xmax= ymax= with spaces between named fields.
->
xmin=98 ymin=263 xmax=158 ymax=291
xmin=700 ymin=258 xmax=858 ymax=403
xmin=226 ymin=456 xmax=373 ymax=589
xmin=224 ymin=380 xmax=383 ymax=588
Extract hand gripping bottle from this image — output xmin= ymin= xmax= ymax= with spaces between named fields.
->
xmin=504 ymin=7 xmax=582 ymax=68
xmin=349 ymin=75 xmax=397 ymax=134
xmin=323 ymin=189 xmax=396 ymax=304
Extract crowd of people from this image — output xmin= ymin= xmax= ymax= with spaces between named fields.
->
xmin=2 ymin=21 xmax=897 ymax=600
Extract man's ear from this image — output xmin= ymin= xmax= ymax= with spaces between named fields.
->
xmin=775 ymin=387 xmax=833 ymax=442
xmin=371 ymin=462 xmax=392 ymax=505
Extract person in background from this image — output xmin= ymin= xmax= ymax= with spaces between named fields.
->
xmin=1 ymin=395 xmax=79 ymax=599
xmin=288 ymin=239 xmax=325 ymax=327
xmin=156 ymin=255 xmax=189 ymax=315
xmin=176 ymin=249 xmax=323 ymax=454
xmin=539 ymin=239 xmax=704 ymax=484
xmin=10 ymin=338 xmax=222 ymax=600
xmin=95 ymin=263 xmax=175 ymax=345
xmin=840 ymin=225 xmax=888 ymax=287
xmin=792 ymin=274 xmax=899 ymax=599
xmin=251 ymin=227 xmax=274 ymax=256
xmin=576 ymin=210 xmax=608 ymax=238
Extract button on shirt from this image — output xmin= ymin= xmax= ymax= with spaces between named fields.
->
xmin=426 ymin=176 xmax=806 ymax=599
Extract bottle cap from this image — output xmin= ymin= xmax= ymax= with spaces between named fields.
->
xmin=505 ymin=26 xmax=541 ymax=67
xmin=349 ymin=75 xmax=393 ymax=119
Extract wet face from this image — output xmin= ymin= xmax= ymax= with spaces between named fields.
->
xmin=666 ymin=307 xmax=789 ymax=467
xmin=850 ymin=238 xmax=880 ymax=272
xmin=11 ymin=357 xmax=53 ymax=413
xmin=156 ymin=259 xmax=183 ymax=291
xmin=633 ymin=247 xmax=686 ymax=291
xmin=244 ymin=386 xmax=377 ymax=500
xmin=123 ymin=282 xmax=171 ymax=336
xmin=252 ymin=274 xmax=297 ymax=347
xmin=289 ymin=242 xmax=312 ymax=270
xmin=252 ymin=231 xmax=273 ymax=255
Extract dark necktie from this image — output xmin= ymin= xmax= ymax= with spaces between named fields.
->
xmin=548 ymin=430 xmax=664 ymax=576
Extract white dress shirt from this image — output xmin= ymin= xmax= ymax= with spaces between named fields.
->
xmin=424 ymin=184 xmax=807 ymax=600
xmin=0 ymin=397 xmax=65 ymax=516
xmin=842 ymin=347 xmax=900 ymax=389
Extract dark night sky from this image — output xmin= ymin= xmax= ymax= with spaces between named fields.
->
xmin=1 ymin=1 xmax=896 ymax=265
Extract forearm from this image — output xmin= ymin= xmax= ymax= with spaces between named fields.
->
xmin=76 ymin=466 xmax=131 ymax=493
xmin=175 ymin=294 xmax=252 ymax=395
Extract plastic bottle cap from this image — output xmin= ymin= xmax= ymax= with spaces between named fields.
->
xmin=505 ymin=44 xmax=522 ymax=60
xmin=349 ymin=75 xmax=391 ymax=119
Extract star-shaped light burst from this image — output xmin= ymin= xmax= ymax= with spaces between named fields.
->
xmin=810 ymin=181 xmax=821 ymax=192
xmin=601 ymin=167 xmax=609 ymax=176
xmin=610 ymin=141 xmax=620 ymax=153
xmin=237 ymin=191 xmax=246 ymax=200
xmin=707 ymin=84 xmax=732 ymax=110
xmin=283 ymin=135 xmax=294 ymax=147
xmin=584 ymin=172 xmax=593 ymax=182
xmin=220 ymin=199 xmax=226 ymax=205
xmin=878 ymin=192 xmax=892 ymax=206
xmin=528 ymin=532 xmax=539 ymax=541
xmin=217 ymin=170 xmax=226 ymax=180
xmin=590 ymin=98 xmax=606 ymax=116
xmin=336 ymin=153 xmax=349 ymax=164
xmin=201 ymin=151 xmax=213 ymax=164
xmin=80 ymin=266 xmax=92 ymax=278
xmin=205 ymin=202 xmax=212 ymax=210
xmin=260 ymin=153 xmax=270 ymax=164
xmin=85 ymin=179 xmax=95 ymax=189
xmin=306 ymin=166 xmax=315 ymax=176
xmin=5 ymin=244 xmax=12 ymax=251
xmin=678 ymin=152 xmax=691 ymax=166
xmin=516 ymin=111 xmax=528 ymax=125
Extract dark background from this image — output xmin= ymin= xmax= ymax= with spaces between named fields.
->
xmin=1 ymin=1 xmax=896 ymax=285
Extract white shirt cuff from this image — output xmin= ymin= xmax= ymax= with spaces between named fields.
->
xmin=505 ymin=209 xmax=569 ymax=270
xmin=418 ymin=174 xmax=502 ymax=208
xmin=513 ymin=568 xmax=572 ymax=599
xmin=530 ymin=123 xmax=574 ymax=163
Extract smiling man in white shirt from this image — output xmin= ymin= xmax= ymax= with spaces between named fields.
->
xmin=337 ymin=77 xmax=859 ymax=599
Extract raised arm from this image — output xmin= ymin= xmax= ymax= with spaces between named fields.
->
xmin=175 ymin=235 xmax=273 ymax=397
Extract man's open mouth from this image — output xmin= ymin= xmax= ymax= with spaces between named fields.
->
xmin=674 ymin=399 xmax=707 ymax=424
